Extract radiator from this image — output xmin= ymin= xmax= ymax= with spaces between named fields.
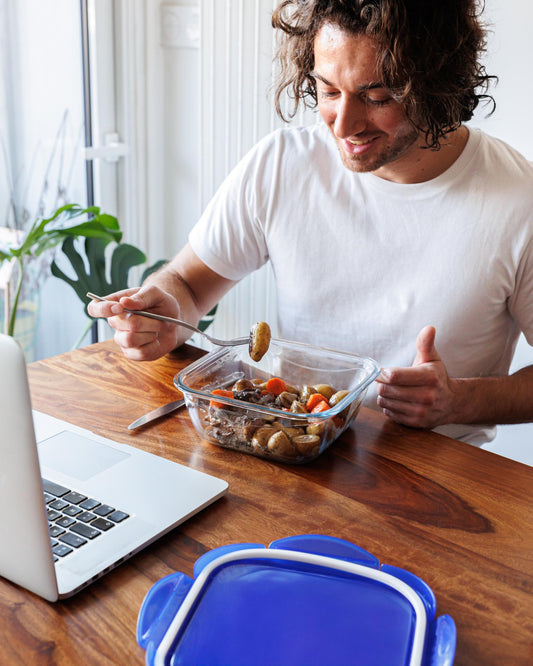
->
xmin=197 ymin=0 xmax=315 ymax=346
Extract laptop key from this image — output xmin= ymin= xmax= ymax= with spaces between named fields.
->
xmin=53 ymin=543 xmax=73 ymax=557
xmin=79 ymin=498 xmax=100 ymax=510
xmin=43 ymin=492 xmax=55 ymax=504
xmin=70 ymin=523 xmax=101 ymax=540
xmin=91 ymin=518 xmax=114 ymax=531
xmin=59 ymin=532 xmax=87 ymax=548
xmin=93 ymin=504 xmax=115 ymax=517
xmin=49 ymin=499 xmax=69 ymax=510
xmin=56 ymin=516 xmax=76 ymax=528
xmin=49 ymin=525 xmax=66 ymax=538
xmin=42 ymin=479 xmax=70 ymax=497
xmin=63 ymin=505 xmax=83 ymax=517
xmin=47 ymin=508 xmax=61 ymax=521
xmin=63 ymin=491 xmax=87 ymax=505
xmin=77 ymin=511 xmax=97 ymax=523
xmin=109 ymin=510 xmax=129 ymax=523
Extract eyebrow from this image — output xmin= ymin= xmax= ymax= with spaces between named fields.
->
xmin=309 ymin=71 xmax=387 ymax=92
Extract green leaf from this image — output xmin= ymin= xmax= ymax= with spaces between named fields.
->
xmin=20 ymin=201 xmax=220 ymax=343
xmin=60 ymin=237 xmax=89 ymax=283
xmin=50 ymin=260 xmax=79 ymax=292
xmin=84 ymin=237 xmax=111 ymax=296
xmin=52 ymin=234 xmax=163 ymax=319
xmin=8 ymin=201 xmax=155 ymax=339
xmin=51 ymin=238 xmax=90 ymax=305
xmin=109 ymin=244 xmax=146 ymax=288
xmin=10 ymin=207 xmax=122 ymax=260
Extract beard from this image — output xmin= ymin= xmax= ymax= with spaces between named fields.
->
xmin=334 ymin=123 xmax=421 ymax=174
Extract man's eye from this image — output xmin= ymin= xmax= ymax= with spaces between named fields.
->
xmin=366 ymin=95 xmax=393 ymax=106
xmin=315 ymin=84 xmax=339 ymax=99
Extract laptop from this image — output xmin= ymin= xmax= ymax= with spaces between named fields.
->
xmin=0 ymin=333 xmax=228 ymax=601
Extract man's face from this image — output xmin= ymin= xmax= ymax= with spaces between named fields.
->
xmin=312 ymin=24 xmax=422 ymax=182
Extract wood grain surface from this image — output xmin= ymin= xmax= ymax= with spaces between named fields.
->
xmin=1 ymin=339 xmax=531 ymax=665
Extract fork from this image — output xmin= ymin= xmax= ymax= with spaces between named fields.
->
xmin=87 ymin=292 xmax=249 ymax=347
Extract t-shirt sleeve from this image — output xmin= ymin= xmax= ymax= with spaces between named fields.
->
xmin=189 ymin=138 xmax=273 ymax=281
xmin=509 ymin=232 xmax=533 ymax=346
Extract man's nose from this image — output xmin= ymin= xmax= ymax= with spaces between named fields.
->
xmin=333 ymin=95 xmax=368 ymax=138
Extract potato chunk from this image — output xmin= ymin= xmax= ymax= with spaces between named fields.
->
xmin=249 ymin=321 xmax=271 ymax=362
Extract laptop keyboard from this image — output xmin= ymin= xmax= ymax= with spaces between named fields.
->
xmin=42 ymin=478 xmax=130 ymax=561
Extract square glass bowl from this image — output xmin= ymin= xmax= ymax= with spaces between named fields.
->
xmin=174 ymin=338 xmax=380 ymax=464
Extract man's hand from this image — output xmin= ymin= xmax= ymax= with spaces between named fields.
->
xmin=87 ymin=286 xmax=181 ymax=361
xmin=86 ymin=243 xmax=236 ymax=362
xmin=376 ymin=325 xmax=459 ymax=429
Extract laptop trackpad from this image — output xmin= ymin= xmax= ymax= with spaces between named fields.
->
xmin=38 ymin=431 xmax=130 ymax=481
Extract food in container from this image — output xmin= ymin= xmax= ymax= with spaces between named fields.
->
xmin=174 ymin=337 xmax=380 ymax=463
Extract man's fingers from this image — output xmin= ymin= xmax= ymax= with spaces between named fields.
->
xmin=109 ymin=311 xmax=160 ymax=334
xmin=377 ymin=364 xmax=439 ymax=387
xmin=120 ymin=285 xmax=164 ymax=308
xmin=413 ymin=325 xmax=440 ymax=366
xmin=377 ymin=381 xmax=436 ymax=405
xmin=377 ymin=391 xmax=440 ymax=428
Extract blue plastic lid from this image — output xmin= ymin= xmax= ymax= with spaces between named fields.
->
xmin=137 ymin=535 xmax=456 ymax=666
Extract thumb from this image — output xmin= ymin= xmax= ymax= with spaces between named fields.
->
xmin=413 ymin=325 xmax=441 ymax=366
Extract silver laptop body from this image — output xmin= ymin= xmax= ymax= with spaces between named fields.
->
xmin=0 ymin=334 xmax=228 ymax=601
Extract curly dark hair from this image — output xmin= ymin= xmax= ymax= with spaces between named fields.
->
xmin=272 ymin=0 xmax=496 ymax=149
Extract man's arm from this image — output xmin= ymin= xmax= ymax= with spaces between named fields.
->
xmin=376 ymin=325 xmax=533 ymax=428
xmin=87 ymin=243 xmax=236 ymax=361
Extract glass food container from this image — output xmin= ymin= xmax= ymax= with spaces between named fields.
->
xmin=174 ymin=337 xmax=380 ymax=463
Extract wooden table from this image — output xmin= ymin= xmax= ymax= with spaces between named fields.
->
xmin=1 ymin=340 xmax=531 ymax=665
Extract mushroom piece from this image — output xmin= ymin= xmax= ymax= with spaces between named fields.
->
xmin=292 ymin=434 xmax=321 ymax=456
xmin=267 ymin=430 xmax=297 ymax=457
xmin=313 ymin=384 xmax=336 ymax=401
xmin=251 ymin=425 xmax=281 ymax=452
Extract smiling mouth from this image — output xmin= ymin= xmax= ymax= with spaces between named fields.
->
xmin=341 ymin=135 xmax=378 ymax=156
xmin=346 ymin=137 xmax=375 ymax=146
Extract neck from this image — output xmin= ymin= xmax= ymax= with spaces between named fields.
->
xmin=375 ymin=126 xmax=470 ymax=184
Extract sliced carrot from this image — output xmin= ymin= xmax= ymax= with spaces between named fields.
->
xmin=212 ymin=389 xmax=234 ymax=397
xmin=306 ymin=393 xmax=330 ymax=411
xmin=311 ymin=400 xmax=330 ymax=414
xmin=209 ymin=389 xmax=234 ymax=409
xmin=265 ymin=377 xmax=287 ymax=396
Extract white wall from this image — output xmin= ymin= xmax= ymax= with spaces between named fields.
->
xmin=471 ymin=0 xmax=533 ymax=160
xmin=469 ymin=1 xmax=533 ymax=464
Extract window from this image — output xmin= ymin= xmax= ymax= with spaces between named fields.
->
xmin=0 ymin=0 xmax=120 ymax=359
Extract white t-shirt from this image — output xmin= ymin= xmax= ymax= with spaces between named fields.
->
xmin=189 ymin=123 xmax=533 ymax=445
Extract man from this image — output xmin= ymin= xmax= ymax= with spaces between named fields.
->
xmin=89 ymin=0 xmax=533 ymax=446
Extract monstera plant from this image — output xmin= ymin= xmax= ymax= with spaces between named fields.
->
xmin=51 ymin=216 xmax=218 ymax=347
xmin=0 ymin=204 xmax=122 ymax=339
xmin=51 ymin=231 xmax=166 ymax=347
